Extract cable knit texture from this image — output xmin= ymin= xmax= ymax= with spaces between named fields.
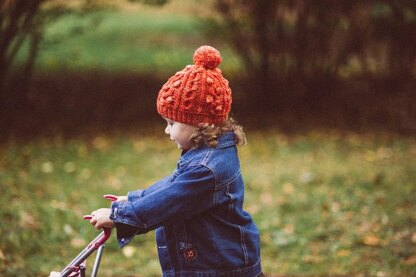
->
xmin=157 ymin=45 xmax=232 ymax=126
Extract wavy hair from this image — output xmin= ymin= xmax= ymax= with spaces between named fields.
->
xmin=190 ymin=117 xmax=246 ymax=148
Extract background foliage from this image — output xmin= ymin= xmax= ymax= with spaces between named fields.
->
xmin=205 ymin=0 xmax=416 ymax=128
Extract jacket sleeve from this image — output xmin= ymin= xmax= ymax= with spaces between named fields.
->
xmin=127 ymin=176 xmax=171 ymax=201
xmin=110 ymin=165 xmax=216 ymax=247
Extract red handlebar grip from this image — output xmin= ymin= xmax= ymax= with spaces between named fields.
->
xmin=103 ymin=194 xmax=118 ymax=202
xmin=83 ymin=215 xmax=93 ymax=220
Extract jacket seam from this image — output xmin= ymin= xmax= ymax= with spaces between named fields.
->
xmin=239 ymin=226 xmax=249 ymax=265
xmin=225 ymin=185 xmax=234 ymax=221
xmin=201 ymin=148 xmax=213 ymax=165
xmin=202 ymin=164 xmax=217 ymax=207
xmin=112 ymin=201 xmax=147 ymax=229
xmin=214 ymin=170 xmax=241 ymax=190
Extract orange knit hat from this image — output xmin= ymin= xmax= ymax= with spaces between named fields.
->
xmin=157 ymin=45 xmax=232 ymax=126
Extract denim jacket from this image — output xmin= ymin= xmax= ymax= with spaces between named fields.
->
xmin=110 ymin=132 xmax=262 ymax=276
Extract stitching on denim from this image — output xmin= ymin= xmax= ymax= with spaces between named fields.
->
xmin=200 ymin=163 xmax=217 ymax=188
xmin=225 ymin=185 xmax=234 ymax=221
xmin=214 ymin=170 xmax=241 ymax=190
xmin=202 ymin=164 xmax=217 ymax=206
xmin=201 ymin=148 xmax=213 ymax=166
xmin=120 ymin=201 xmax=147 ymax=229
xmin=217 ymin=140 xmax=235 ymax=148
xmin=239 ymin=226 xmax=249 ymax=266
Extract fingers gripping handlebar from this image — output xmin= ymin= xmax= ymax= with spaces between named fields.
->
xmin=59 ymin=195 xmax=118 ymax=277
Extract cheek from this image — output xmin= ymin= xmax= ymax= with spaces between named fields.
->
xmin=174 ymin=129 xmax=189 ymax=143
xmin=169 ymin=125 xmax=178 ymax=136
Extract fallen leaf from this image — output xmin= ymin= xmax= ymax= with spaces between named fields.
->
xmin=283 ymin=224 xmax=295 ymax=235
xmin=404 ymin=255 xmax=416 ymax=266
xmin=260 ymin=192 xmax=273 ymax=205
xmin=362 ymin=235 xmax=381 ymax=246
xmin=64 ymin=161 xmax=76 ymax=173
xmin=63 ymin=224 xmax=74 ymax=235
xmin=302 ymin=255 xmax=322 ymax=263
xmin=51 ymin=200 xmax=68 ymax=210
xmin=122 ymin=246 xmax=136 ymax=258
xmin=41 ymin=161 xmax=54 ymax=173
xmin=246 ymin=204 xmax=260 ymax=214
xmin=92 ymin=136 xmax=109 ymax=150
xmin=71 ymin=238 xmax=86 ymax=248
xmin=282 ymin=182 xmax=295 ymax=195
xmin=299 ymin=172 xmax=315 ymax=184
xmin=19 ymin=211 xmax=39 ymax=230
xmin=411 ymin=232 xmax=416 ymax=244
xmin=337 ymin=249 xmax=351 ymax=257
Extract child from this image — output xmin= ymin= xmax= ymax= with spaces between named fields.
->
xmin=86 ymin=46 xmax=262 ymax=276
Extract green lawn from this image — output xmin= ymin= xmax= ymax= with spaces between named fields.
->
xmin=24 ymin=6 xmax=241 ymax=75
xmin=37 ymin=10 xmax=200 ymax=72
xmin=1 ymin=130 xmax=415 ymax=276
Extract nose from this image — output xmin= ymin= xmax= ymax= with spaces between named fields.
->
xmin=165 ymin=125 xmax=170 ymax=135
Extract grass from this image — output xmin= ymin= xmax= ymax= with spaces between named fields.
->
xmin=21 ymin=3 xmax=241 ymax=75
xmin=37 ymin=10 xmax=200 ymax=72
xmin=1 ymin=129 xmax=415 ymax=276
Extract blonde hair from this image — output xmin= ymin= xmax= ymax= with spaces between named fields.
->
xmin=190 ymin=117 xmax=246 ymax=148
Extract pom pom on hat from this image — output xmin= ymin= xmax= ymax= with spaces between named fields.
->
xmin=193 ymin=45 xmax=222 ymax=69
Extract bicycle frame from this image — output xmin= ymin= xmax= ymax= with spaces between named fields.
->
xmin=57 ymin=195 xmax=118 ymax=277
xmin=60 ymin=228 xmax=112 ymax=277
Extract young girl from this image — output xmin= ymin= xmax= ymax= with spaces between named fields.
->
xmin=85 ymin=46 xmax=261 ymax=276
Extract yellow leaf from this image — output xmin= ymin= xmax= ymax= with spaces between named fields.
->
xmin=283 ymin=224 xmax=295 ymax=235
xmin=19 ymin=211 xmax=39 ymax=230
xmin=41 ymin=161 xmax=54 ymax=173
xmin=337 ymin=249 xmax=351 ymax=257
xmin=92 ymin=136 xmax=109 ymax=149
xmin=404 ymin=255 xmax=416 ymax=265
xmin=122 ymin=246 xmax=136 ymax=258
xmin=363 ymin=235 xmax=381 ymax=246
xmin=260 ymin=192 xmax=273 ymax=205
xmin=71 ymin=238 xmax=86 ymax=248
xmin=302 ymin=255 xmax=322 ymax=263
xmin=411 ymin=232 xmax=416 ymax=244
xmin=282 ymin=182 xmax=294 ymax=195
xmin=246 ymin=204 xmax=260 ymax=215
xmin=64 ymin=161 xmax=76 ymax=173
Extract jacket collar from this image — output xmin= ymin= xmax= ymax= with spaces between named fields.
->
xmin=216 ymin=132 xmax=236 ymax=149
xmin=178 ymin=132 xmax=236 ymax=167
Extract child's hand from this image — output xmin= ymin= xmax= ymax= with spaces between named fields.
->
xmin=89 ymin=208 xmax=115 ymax=229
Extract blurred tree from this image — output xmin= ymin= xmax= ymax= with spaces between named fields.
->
xmin=371 ymin=0 xmax=416 ymax=80
xmin=0 ymin=0 xmax=168 ymax=116
xmin=206 ymin=0 xmax=416 ymax=118
xmin=0 ymin=0 xmax=45 ymax=111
